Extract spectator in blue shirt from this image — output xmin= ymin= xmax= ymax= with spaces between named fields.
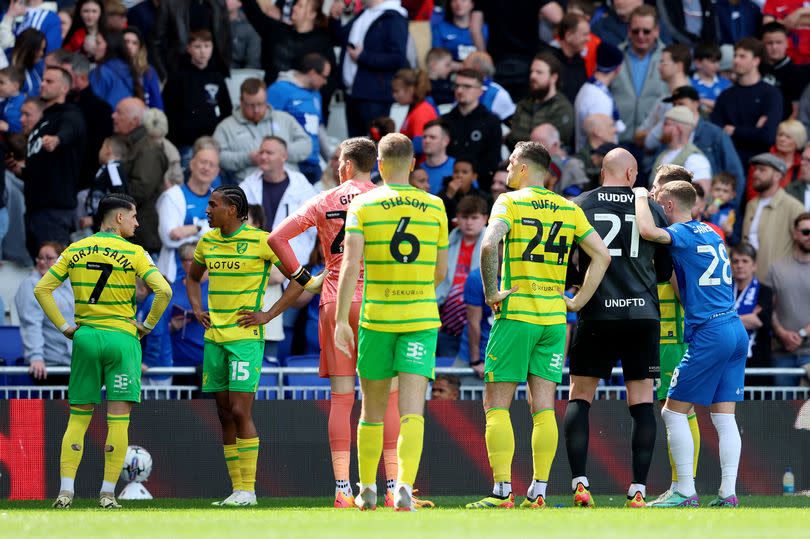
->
xmin=690 ymin=42 xmax=732 ymax=115
xmin=420 ymin=119 xmax=456 ymax=194
xmin=169 ymin=243 xmax=208 ymax=370
xmin=136 ymin=277 xmax=173 ymax=389
xmin=1 ymin=0 xmax=62 ymax=54
xmin=10 ymin=28 xmax=45 ymax=96
xmin=267 ymin=52 xmax=331 ymax=185
xmin=0 ymin=67 xmax=25 ymax=133
xmin=432 ymin=0 xmax=488 ymax=63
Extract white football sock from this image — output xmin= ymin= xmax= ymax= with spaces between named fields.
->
xmin=492 ymin=481 xmax=512 ymax=497
xmin=528 ymin=479 xmax=547 ymax=499
xmin=628 ymin=483 xmax=646 ymax=498
xmin=335 ymin=479 xmax=351 ymax=496
xmin=100 ymin=481 xmax=116 ymax=495
xmin=711 ymin=413 xmax=741 ymax=498
xmin=662 ymin=408 xmax=695 ymax=496
xmin=571 ymin=476 xmax=589 ymax=491
xmin=60 ymin=477 xmax=74 ymax=493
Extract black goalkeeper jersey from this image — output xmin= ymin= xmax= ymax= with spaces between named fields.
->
xmin=574 ymin=186 xmax=673 ymax=321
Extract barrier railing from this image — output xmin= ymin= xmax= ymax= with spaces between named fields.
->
xmin=1 ymin=366 xmax=807 ymax=400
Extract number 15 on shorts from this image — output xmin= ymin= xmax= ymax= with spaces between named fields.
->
xmin=231 ymin=361 xmax=250 ymax=381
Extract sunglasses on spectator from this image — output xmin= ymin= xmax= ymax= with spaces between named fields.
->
xmin=799 ymin=228 xmax=810 ymax=236
xmin=631 ymin=28 xmax=653 ymax=35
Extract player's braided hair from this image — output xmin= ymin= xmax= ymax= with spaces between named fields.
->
xmin=214 ymin=186 xmax=249 ymax=222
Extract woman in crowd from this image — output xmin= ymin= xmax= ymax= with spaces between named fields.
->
xmin=432 ymin=0 xmax=488 ymax=63
xmin=63 ymin=0 xmax=104 ymax=58
xmin=11 ymin=28 xmax=46 ymax=96
xmin=745 ymin=119 xmax=806 ymax=202
xmin=58 ymin=8 xmax=73 ymax=42
xmin=123 ymin=27 xmax=163 ymax=110
xmin=89 ymin=30 xmax=144 ymax=109
xmin=392 ymin=68 xmax=438 ymax=163
xmin=14 ymin=241 xmax=74 ymax=385
xmin=156 ymin=137 xmax=219 ymax=283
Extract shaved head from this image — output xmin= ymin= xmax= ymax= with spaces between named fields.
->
xmin=601 ymin=148 xmax=638 ymax=187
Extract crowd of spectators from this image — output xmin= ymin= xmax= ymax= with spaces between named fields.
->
xmin=0 ymin=0 xmax=808 ymax=390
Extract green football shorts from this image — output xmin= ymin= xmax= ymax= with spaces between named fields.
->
xmin=484 ymin=318 xmax=566 ymax=384
xmin=657 ymin=342 xmax=689 ymax=401
xmin=69 ymin=326 xmax=143 ymax=405
xmin=357 ymin=327 xmax=438 ymax=380
xmin=202 ymin=340 xmax=264 ymax=393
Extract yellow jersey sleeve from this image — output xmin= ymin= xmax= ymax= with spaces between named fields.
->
xmin=193 ymin=240 xmax=206 ymax=267
xmin=489 ymin=194 xmax=514 ymax=230
xmin=255 ymin=230 xmax=281 ymax=266
xmin=437 ymin=207 xmax=449 ymax=250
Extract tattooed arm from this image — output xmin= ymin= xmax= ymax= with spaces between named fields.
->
xmin=634 ymin=188 xmax=672 ymax=245
xmin=479 ymin=219 xmax=518 ymax=311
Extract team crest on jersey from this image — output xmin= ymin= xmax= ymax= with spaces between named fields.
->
xmin=236 ymin=242 xmax=248 ymax=254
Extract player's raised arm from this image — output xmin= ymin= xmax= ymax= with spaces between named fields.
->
xmin=33 ymin=256 xmax=77 ymax=339
xmin=479 ymin=218 xmax=518 ymax=310
xmin=564 ymin=230 xmax=610 ymax=312
xmin=334 ymin=231 xmax=364 ymax=356
xmin=634 ymin=187 xmax=672 ymax=244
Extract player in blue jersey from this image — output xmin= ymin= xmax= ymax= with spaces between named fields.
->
xmin=634 ymin=178 xmax=749 ymax=508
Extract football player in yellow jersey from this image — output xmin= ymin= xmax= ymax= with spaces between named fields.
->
xmin=33 ymin=193 xmax=172 ymax=509
xmin=466 ymin=142 xmax=610 ymax=510
xmin=335 ymin=133 xmax=448 ymax=511
xmin=188 ymin=185 xmax=324 ymax=507
xmin=649 ymin=165 xmax=700 ymax=503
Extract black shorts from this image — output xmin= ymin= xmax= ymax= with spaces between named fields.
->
xmin=568 ymin=319 xmax=660 ymax=381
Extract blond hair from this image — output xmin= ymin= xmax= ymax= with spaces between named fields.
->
xmin=778 ymin=119 xmax=807 ymax=149
xmin=378 ymin=133 xmax=414 ymax=163
xmin=659 ymin=180 xmax=697 ymax=211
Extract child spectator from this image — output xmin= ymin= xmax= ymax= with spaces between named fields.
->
xmin=439 ymin=158 xmax=489 ymax=224
xmin=703 ymin=172 xmax=737 ymax=238
xmin=392 ymin=68 xmax=438 ymax=163
xmin=162 ymin=29 xmax=233 ymax=169
xmin=409 ymin=168 xmax=430 ymax=191
xmin=692 ymin=183 xmax=726 ymax=241
xmin=436 ymin=194 xmax=488 ymax=357
xmin=0 ymin=67 xmax=25 ymax=133
xmin=64 ymin=0 xmax=104 ymax=58
xmin=76 ymin=135 xmax=128 ymax=235
xmin=691 ymin=42 xmax=732 ymax=114
xmin=426 ymin=47 xmax=455 ymax=106
xmin=11 ymin=28 xmax=46 ymax=96
xmin=432 ymin=0 xmax=487 ymax=63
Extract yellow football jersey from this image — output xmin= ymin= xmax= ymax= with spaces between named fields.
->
xmin=490 ymin=186 xmax=594 ymax=326
xmin=46 ymin=232 xmax=159 ymax=337
xmin=193 ymin=224 xmax=280 ymax=343
xmin=657 ymin=282 xmax=685 ymax=344
xmin=345 ymin=183 xmax=449 ymax=333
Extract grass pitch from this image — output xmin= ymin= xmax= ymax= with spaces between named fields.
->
xmin=1 ymin=496 xmax=808 ymax=539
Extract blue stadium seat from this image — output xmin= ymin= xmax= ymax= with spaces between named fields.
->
xmin=0 ymin=326 xmax=24 ymax=386
xmin=435 ymin=356 xmax=456 ymax=368
xmin=284 ymin=354 xmax=329 ymax=399
xmin=256 ymin=358 xmax=281 ymax=400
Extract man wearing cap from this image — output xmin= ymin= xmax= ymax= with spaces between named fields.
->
xmin=743 ymin=153 xmax=806 ymax=279
xmin=650 ymin=106 xmax=712 ymax=191
xmin=670 ymin=85 xmax=746 ymax=216
xmin=574 ymin=42 xmax=625 ymax=152
xmin=610 ymin=5 xmax=668 ymax=146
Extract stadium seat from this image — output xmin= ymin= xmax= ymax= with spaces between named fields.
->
xmin=224 ymin=68 xmax=265 ymax=107
xmin=0 ymin=327 xmax=33 ymax=388
xmin=435 ymin=356 xmax=456 ymax=368
xmin=256 ymin=358 xmax=281 ymax=400
xmin=284 ymin=354 xmax=329 ymax=400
